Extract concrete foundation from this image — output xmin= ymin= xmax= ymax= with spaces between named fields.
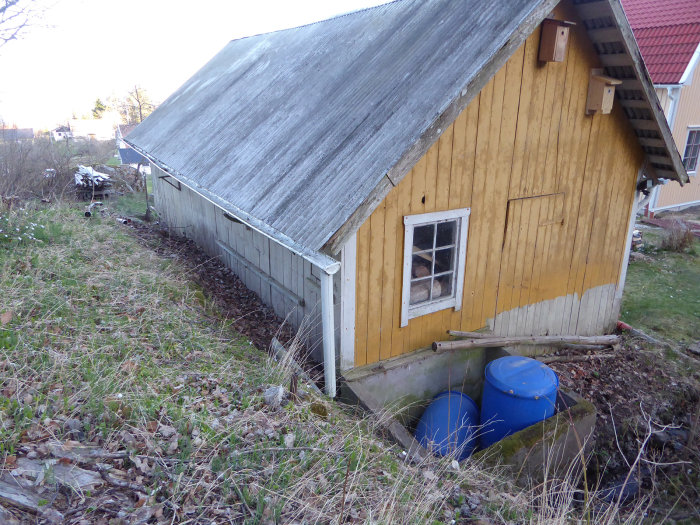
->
xmin=474 ymin=390 xmax=597 ymax=484
xmin=341 ymin=346 xmax=596 ymax=482
xmin=341 ymin=345 xmax=509 ymax=428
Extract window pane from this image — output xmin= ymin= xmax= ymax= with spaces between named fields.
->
xmin=683 ymin=130 xmax=700 ymax=171
xmin=434 ymin=247 xmax=455 ymax=273
xmin=436 ymin=221 xmax=456 ymax=247
xmin=413 ymin=224 xmax=435 ymax=251
xmin=410 ymin=280 xmax=431 ymax=305
xmin=434 ymin=273 xmax=453 ymax=299
xmin=412 ymin=254 xmax=432 ymax=279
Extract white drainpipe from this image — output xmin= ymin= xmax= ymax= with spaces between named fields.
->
xmin=320 ymin=269 xmax=338 ymax=397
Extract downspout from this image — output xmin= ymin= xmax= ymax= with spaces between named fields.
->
xmin=320 ymin=267 xmax=339 ymax=398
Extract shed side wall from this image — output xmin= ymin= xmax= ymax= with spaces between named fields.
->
xmin=151 ymin=165 xmax=341 ymax=362
xmin=353 ymin=3 xmax=644 ymax=366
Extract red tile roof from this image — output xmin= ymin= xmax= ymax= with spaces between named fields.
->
xmin=622 ymin=0 xmax=700 ymax=84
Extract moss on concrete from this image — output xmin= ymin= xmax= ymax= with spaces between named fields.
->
xmin=474 ymin=396 xmax=596 ymax=472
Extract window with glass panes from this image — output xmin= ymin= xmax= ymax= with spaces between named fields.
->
xmin=401 ymin=209 xmax=470 ymax=326
xmin=682 ymin=128 xmax=700 ymax=173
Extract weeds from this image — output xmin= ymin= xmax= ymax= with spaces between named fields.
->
xmin=660 ymin=224 xmax=696 ymax=253
xmin=0 ymin=201 xmax=662 ymax=523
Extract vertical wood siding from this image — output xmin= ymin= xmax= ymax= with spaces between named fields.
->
xmin=152 ymin=165 xmax=341 ymax=362
xmin=655 ymin=63 xmax=700 ymax=209
xmin=353 ymin=3 xmax=644 ymax=365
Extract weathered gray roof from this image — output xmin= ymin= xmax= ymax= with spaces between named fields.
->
xmin=127 ymin=0 xmax=555 ymax=254
xmin=128 ymin=0 xmax=686 ymax=262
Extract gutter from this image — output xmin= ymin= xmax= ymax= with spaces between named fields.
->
xmin=125 ymin=139 xmax=340 ymax=275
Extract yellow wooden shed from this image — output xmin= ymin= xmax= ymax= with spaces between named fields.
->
xmin=128 ymin=0 xmax=687 ymax=401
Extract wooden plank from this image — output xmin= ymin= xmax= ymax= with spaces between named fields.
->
xmin=353 ymin=224 xmax=370 ymax=366
xmin=457 ymin=100 xmax=480 ymax=329
xmin=523 ymin=195 xmax=552 ymax=334
xmin=435 ymin=122 xmax=455 ymax=336
xmin=470 ymin=82 xmax=494 ymax=328
xmin=509 ymin=33 xmax=537 ymax=199
xmin=379 ymin=187 xmax=398 ymax=361
xmin=512 ymin=195 xmax=543 ymax=334
xmin=365 ymin=202 xmax=386 ymax=365
xmin=390 ymin=173 xmax=411 ymax=357
xmin=407 ymin=158 xmax=427 ymax=352
xmin=484 ymin=46 xmax=524 ymax=331
xmin=340 ymin=232 xmax=357 ymax=371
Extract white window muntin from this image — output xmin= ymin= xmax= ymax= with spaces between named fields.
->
xmin=401 ymin=208 xmax=470 ymax=327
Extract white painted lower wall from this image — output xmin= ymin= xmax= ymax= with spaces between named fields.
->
xmin=151 ymin=165 xmax=341 ymax=363
xmin=490 ymin=282 xmax=619 ymax=338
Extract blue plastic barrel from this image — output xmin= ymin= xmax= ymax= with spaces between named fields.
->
xmin=414 ymin=390 xmax=479 ymax=460
xmin=480 ymin=356 xmax=559 ymax=448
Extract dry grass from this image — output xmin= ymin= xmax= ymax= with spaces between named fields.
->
xmin=0 ymin=200 xmax=657 ymax=524
xmin=659 ymin=223 xmax=696 ymax=253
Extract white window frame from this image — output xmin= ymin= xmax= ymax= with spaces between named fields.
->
xmin=400 ymin=208 xmax=470 ymax=327
xmin=682 ymin=126 xmax=700 ymax=175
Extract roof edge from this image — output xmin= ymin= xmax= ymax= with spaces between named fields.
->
xmin=680 ymin=42 xmax=700 ymax=84
xmin=125 ymin=139 xmax=341 ymax=274
xmin=325 ymin=0 xmax=561 ymax=255
xmin=606 ymin=0 xmax=689 ymax=185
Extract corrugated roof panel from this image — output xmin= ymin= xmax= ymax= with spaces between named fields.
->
xmin=128 ymin=0 xmax=547 ymax=253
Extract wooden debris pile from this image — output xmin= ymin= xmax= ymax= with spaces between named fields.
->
xmin=0 ymin=440 xmax=160 ymax=524
xmin=74 ymin=165 xmax=112 ymax=201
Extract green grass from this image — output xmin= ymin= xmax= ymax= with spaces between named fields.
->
xmin=106 ymin=155 xmax=121 ymax=167
xmin=0 ymin=201 xmax=517 ymax=524
xmin=0 ymin=201 xmax=659 ymax=524
xmin=621 ymin=231 xmax=700 ymax=345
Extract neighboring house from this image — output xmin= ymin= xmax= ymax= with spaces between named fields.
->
xmin=116 ymin=124 xmax=147 ymax=165
xmin=69 ymin=113 xmax=120 ymax=141
xmin=623 ymin=0 xmax=700 ymax=214
xmin=51 ymin=126 xmax=72 ymax=141
xmin=127 ymin=0 xmax=686 ymax=402
xmin=0 ymin=128 xmax=33 ymax=141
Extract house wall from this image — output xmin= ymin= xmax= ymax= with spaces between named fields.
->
xmin=151 ymin=165 xmax=341 ymax=362
xmin=353 ymin=3 xmax=643 ymax=367
xmin=654 ymin=62 xmax=700 ymax=210
xmin=655 ymin=87 xmax=673 ymax=116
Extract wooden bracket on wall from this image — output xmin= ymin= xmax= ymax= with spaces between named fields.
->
xmin=158 ymin=174 xmax=181 ymax=191
xmin=586 ymin=69 xmax=622 ymax=115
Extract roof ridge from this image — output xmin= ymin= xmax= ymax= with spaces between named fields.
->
xmin=224 ymin=0 xmax=403 ymax=45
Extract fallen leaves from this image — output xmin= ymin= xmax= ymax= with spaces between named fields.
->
xmin=0 ymin=310 xmax=12 ymax=326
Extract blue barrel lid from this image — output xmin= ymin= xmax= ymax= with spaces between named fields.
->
xmin=485 ymin=356 xmax=558 ymax=399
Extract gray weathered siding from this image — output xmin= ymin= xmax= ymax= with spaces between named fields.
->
xmin=151 ymin=165 xmax=340 ymax=363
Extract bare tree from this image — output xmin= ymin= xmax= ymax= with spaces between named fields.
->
xmin=0 ymin=0 xmax=38 ymax=48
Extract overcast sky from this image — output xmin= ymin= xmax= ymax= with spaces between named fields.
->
xmin=0 ymin=0 xmax=390 ymax=129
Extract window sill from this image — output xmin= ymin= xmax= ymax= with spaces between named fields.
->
xmin=407 ymin=297 xmax=457 ymax=321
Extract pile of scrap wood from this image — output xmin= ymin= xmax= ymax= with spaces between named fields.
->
xmin=74 ymin=165 xmax=112 ymax=200
xmin=433 ymin=330 xmax=621 ymax=363
xmin=0 ymin=441 xmax=158 ymax=524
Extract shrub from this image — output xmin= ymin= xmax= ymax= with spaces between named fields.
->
xmin=659 ymin=224 xmax=695 ymax=253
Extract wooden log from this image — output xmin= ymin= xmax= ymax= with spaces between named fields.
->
xmin=432 ymin=334 xmax=620 ymax=352
xmin=447 ymin=330 xmax=494 ymax=338
xmin=537 ymin=354 xmax=616 ymax=364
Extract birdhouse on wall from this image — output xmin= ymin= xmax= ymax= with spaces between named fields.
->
xmin=586 ymin=69 xmax=622 ymax=115
xmin=538 ymin=19 xmax=575 ymax=62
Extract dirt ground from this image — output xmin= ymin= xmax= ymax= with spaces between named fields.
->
xmin=547 ymin=342 xmax=700 ymax=521
xmin=126 ymin=217 xmax=700 ymax=522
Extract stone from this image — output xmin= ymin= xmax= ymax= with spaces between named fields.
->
xmin=263 ymin=386 xmax=286 ymax=408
